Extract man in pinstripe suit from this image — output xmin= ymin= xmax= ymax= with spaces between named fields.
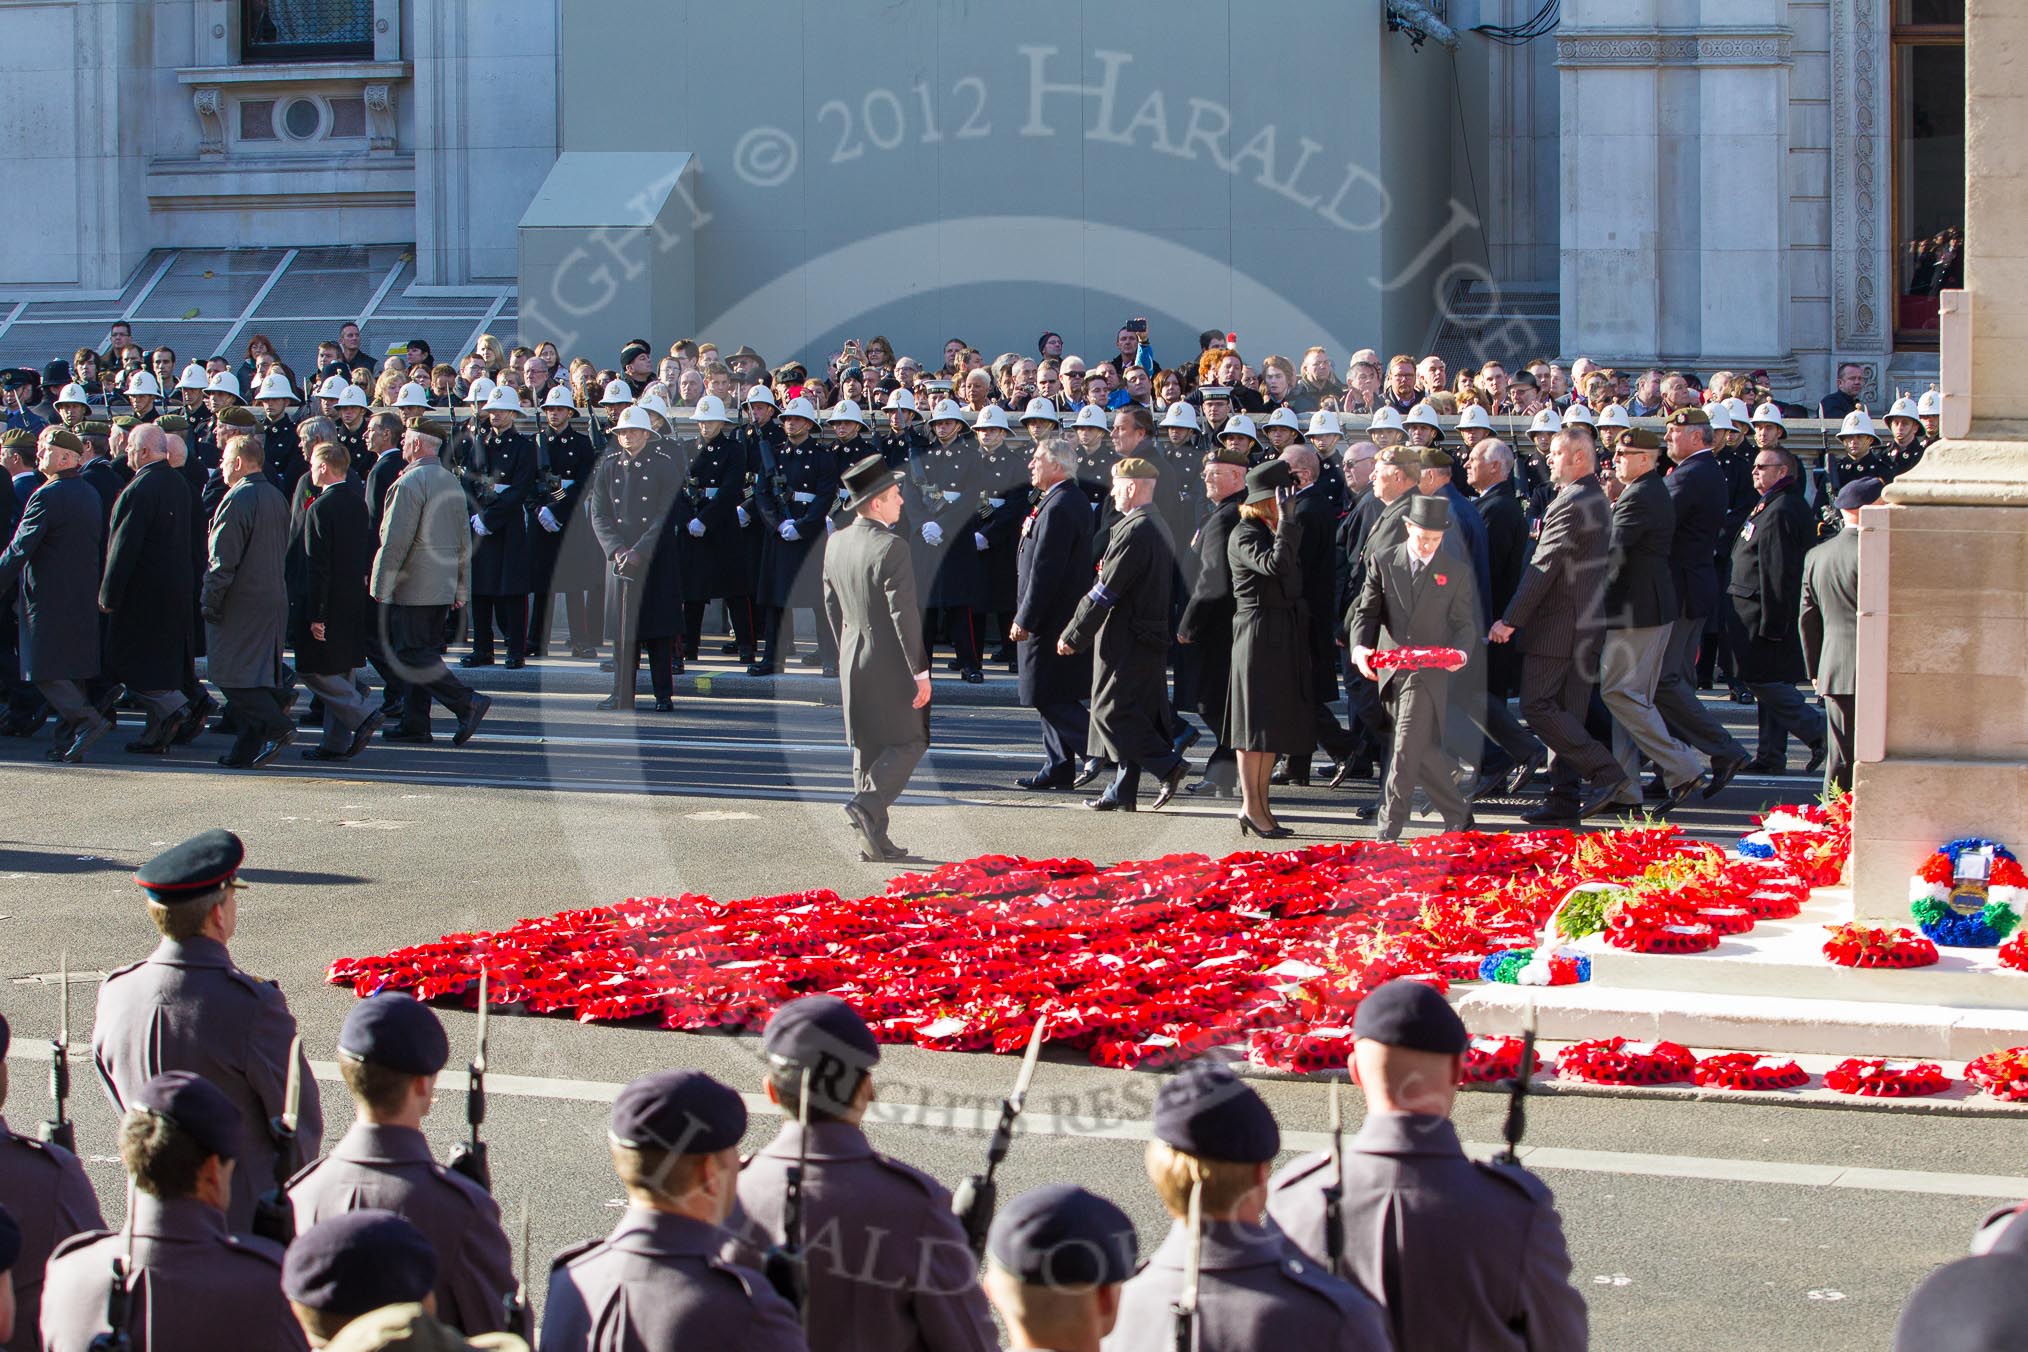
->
xmin=1488 ymin=430 xmax=1632 ymax=826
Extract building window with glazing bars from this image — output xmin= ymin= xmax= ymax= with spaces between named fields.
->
xmin=242 ymin=0 xmax=373 ymax=63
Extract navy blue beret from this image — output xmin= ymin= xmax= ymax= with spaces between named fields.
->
xmin=1893 ymin=1254 xmax=2028 ymax=1352
xmin=763 ymin=996 xmax=881 ymax=1072
xmin=132 ymin=1071 xmax=242 ymax=1160
xmin=1354 ymin=978 xmax=1468 ymax=1055
xmin=988 ymin=1185 xmax=1137 ymax=1287
xmin=283 ymin=1210 xmax=438 ymax=1316
xmin=134 ymin=829 xmax=245 ymax=904
xmin=0 ymin=1203 xmax=20 ymax=1273
xmin=1835 ymin=476 xmax=1884 ymax=511
xmin=1153 ymin=1062 xmax=1279 ymax=1163
xmin=609 ymin=1070 xmax=746 ymax=1154
xmin=338 ymin=992 xmax=449 ymax=1077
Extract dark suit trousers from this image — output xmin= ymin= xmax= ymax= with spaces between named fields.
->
xmin=1035 ymin=699 xmax=1089 ymax=775
xmin=387 ymin=603 xmax=477 ymax=732
xmin=1381 ymin=671 xmax=1470 ymax=833
xmin=1824 ymin=693 xmax=1856 ymax=794
xmin=852 ymin=738 xmax=927 ymax=834
xmin=1655 ymin=617 xmax=1748 ymax=760
xmin=1518 ymin=651 xmax=1623 ymax=801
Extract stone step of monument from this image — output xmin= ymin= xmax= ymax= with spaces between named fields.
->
xmin=1457 ymin=981 xmax=2028 ymax=1062
xmin=1582 ymin=892 xmax=2027 ymax=1012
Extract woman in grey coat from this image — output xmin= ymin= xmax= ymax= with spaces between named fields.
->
xmin=202 ymin=433 xmax=294 ymax=766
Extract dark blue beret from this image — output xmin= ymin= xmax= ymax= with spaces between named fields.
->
xmin=0 ymin=1203 xmax=20 ymax=1273
xmin=988 ymin=1185 xmax=1137 ymax=1287
xmin=1354 ymin=978 xmax=1468 ymax=1055
xmin=609 ymin=1070 xmax=746 ymax=1154
xmin=132 ymin=1071 xmax=242 ymax=1160
xmin=134 ymin=829 xmax=245 ymax=903
xmin=763 ymin=996 xmax=881 ymax=1072
xmin=338 ymin=992 xmax=449 ymax=1076
xmin=1153 ymin=1062 xmax=1279 ymax=1163
xmin=1893 ymin=1254 xmax=2028 ymax=1352
xmin=283 ymin=1210 xmax=438 ymax=1316
xmin=1835 ymin=476 xmax=1884 ymax=511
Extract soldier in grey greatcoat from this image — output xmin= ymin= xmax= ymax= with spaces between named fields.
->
xmin=40 ymin=1071 xmax=308 ymax=1352
xmin=731 ymin=997 xmax=996 ymax=1352
xmin=91 ymin=829 xmax=323 ymax=1235
xmin=1267 ymin=979 xmax=1588 ymax=1352
xmin=202 ymin=431 xmax=295 ymax=767
xmin=822 ymin=456 xmax=931 ymax=862
xmin=540 ymin=1070 xmax=806 ymax=1352
xmin=0 ymin=428 xmax=108 ymax=762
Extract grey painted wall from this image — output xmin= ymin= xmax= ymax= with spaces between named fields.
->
xmin=528 ymin=0 xmax=1473 ymax=369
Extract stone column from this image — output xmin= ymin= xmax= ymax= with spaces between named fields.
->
xmin=1848 ymin=0 xmax=2028 ymax=919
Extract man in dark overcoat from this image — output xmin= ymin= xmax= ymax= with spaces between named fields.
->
xmin=98 ymin=422 xmax=195 ymax=751
xmin=1009 ymin=436 xmax=1094 ymax=789
xmin=823 ymin=455 xmax=931 ymax=862
xmin=1057 ymin=459 xmax=1189 ymax=812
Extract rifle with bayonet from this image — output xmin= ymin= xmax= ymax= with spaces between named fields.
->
xmin=503 ymin=1201 xmax=531 ymax=1339
xmin=762 ymin=1066 xmax=811 ymax=1320
xmin=252 ymin=1033 xmax=303 ymax=1245
xmin=87 ymin=1181 xmax=136 ymax=1351
xmin=1494 ymin=1003 xmax=1539 ymax=1167
xmin=952 ymin=1017 xmax=1048 ymax=1258
xmin=41 ymin=953 xmax=75 ymax=1152
xmin=447 ymin=968 xmax=492 ymax=1191
xmin=1322 ymin=1080 xmax=1346 ymax=1278
xmin=1171 ymin=1176 xmax=1202 ymax=1352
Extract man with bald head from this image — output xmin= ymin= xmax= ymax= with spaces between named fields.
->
xmin=99 ymin=420 xmax=198 ymax=751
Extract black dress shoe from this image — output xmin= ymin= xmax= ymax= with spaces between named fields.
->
xmin=1072 ymin=759 xmax=1110 ymax=789
xmin=453 ymin=693 xmax=493 ymax=746
xmin=1502 ymin=749 xmax=1547 ymax=796
xmin=247 ymin=728 xmax=296 ymax=768
xmin=503 ymin=657 xmax=526 ymax=670
xmin=1084 ymin=794 xmax=1134 ymax=812
xmin=1703 ymin=753 xmax=1749 ymax=799
xmin=1149 ymin=762 xmax=1190 ymax=810
xmin=382 ymin=727 xmax=434 ymax=744
xmin=653 ymin=698 xmax=674 ymax=712
xmin=345 ymin=710 xmax=386 ymax=758
xmin=1016 ymin=769 xmax=1072 ymax=791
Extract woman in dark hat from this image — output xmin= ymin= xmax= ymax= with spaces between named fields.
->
xmin=1226 ymin=459 xmax=1310 ymax=837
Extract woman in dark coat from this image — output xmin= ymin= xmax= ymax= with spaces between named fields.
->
xmin=1225 ymin=460 xmax=1310 ymax=837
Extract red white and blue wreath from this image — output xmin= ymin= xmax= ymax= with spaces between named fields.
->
xmin=1909 ymin=838 xmax=2028 ymax=948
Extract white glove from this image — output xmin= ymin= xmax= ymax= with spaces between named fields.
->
xmin=687 ymin=517 xmax=706 ymax=537
xmin=736 ymin=505 xmax=750 ymax=527
xmin=537 ymin=506 xmax=560 ymax=533
xmin=974 ymin=531 xmax=988 ymax=551
xmin=921 ymin=521 xmax=944 ymax=546
xmin=470 ymin=513 xmax=489 ymax=537
xmin=780 ymin=521 xmax=800 ymax=542
xmin=824 ymin=517 xmax=836 ymax=535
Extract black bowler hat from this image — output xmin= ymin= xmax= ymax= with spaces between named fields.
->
xmin=338 ymin=992 xmax=450 ymax=1077
xmin=1353 ymin=978 xmax=1468 ymax=1054
xmin=283 ymin=1210 xmax=438 ymax=1317
xmin=988 ymin=1184 xmax=1138 ymax=1287
xmin=133 ymin=1070 xmax=242 ymax=1160
xmin=1835 ymin=477 xmax=1885 ymax=511
xmin=1242 ymin=459 xmax=1294 ymax=505
xmin=841 ymin=454 xmax=905 ymax=512
xmin=0 ymin=1203 xmax=20 ymax=1274
xmin=134 ymin=829 xmax=245 ymax=905
xmin=609 ymin=1070 xmax=746 ymax=1154
xmin=1893 ymin=1253 xmax=2028 ymax=1351
xmin=1405 ymin=494 xmax=1452 ymax=533
xmin=1152 ymin=1062 xmax=1279 ymax=1163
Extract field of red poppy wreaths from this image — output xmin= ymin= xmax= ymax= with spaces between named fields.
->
xmin=328 ymin=797 xmax=1854 ymax=1071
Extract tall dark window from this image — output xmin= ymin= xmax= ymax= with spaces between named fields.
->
xmin=1892 ymin=0 xmax=1965 ymax=347
xmin=242 ymin=0 xmax=373 ymax=63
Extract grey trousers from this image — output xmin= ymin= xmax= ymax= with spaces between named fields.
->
xmin=1380 ymin=671 xmax=1470 ymax=835
xmin=851 ymin=738 xmax=928 ymax=835
xmin=1654 ymin=616 xmax=1748 ymax=761
xmin=301 ymin=671 xmax=371 ymax=750
xmin=1601 ymin=624 xmax=1704 ymax=793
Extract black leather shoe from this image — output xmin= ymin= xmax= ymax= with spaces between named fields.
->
xmin=453 ymin=693 xmax=493 ymax=746
xmin=460 ymin=655 xmax=494 ymax=669
xmin=345 ymin=710 xmax=386 ymax=758
xmin=247 ymin=729 xmax=296 ymax=768
xmin=1502 ymin=749 xmax=1547 ymax=796
xmin=1149 ymin=763 xmax=1190 ymax=810
xmin=1704 ymin=753 xmax=1749 ymax=799
xmin=1072 ymin=759 xmax=1110 ymax=789
xmin=1084 ymin=794 xmax=1133 ymax=812
xmin=1578 ymin=777 xmax=1633 ymax=820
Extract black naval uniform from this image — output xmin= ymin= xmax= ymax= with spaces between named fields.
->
xmin=589 ymin=441 xmax=690 ymax=708
xmin=679 ymin=424 xmax=759 ymax=662
xmin=460 ymin=422 xmax=538 ymax=665
xmin=530 ymin=418 xmax=603 ymax=656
